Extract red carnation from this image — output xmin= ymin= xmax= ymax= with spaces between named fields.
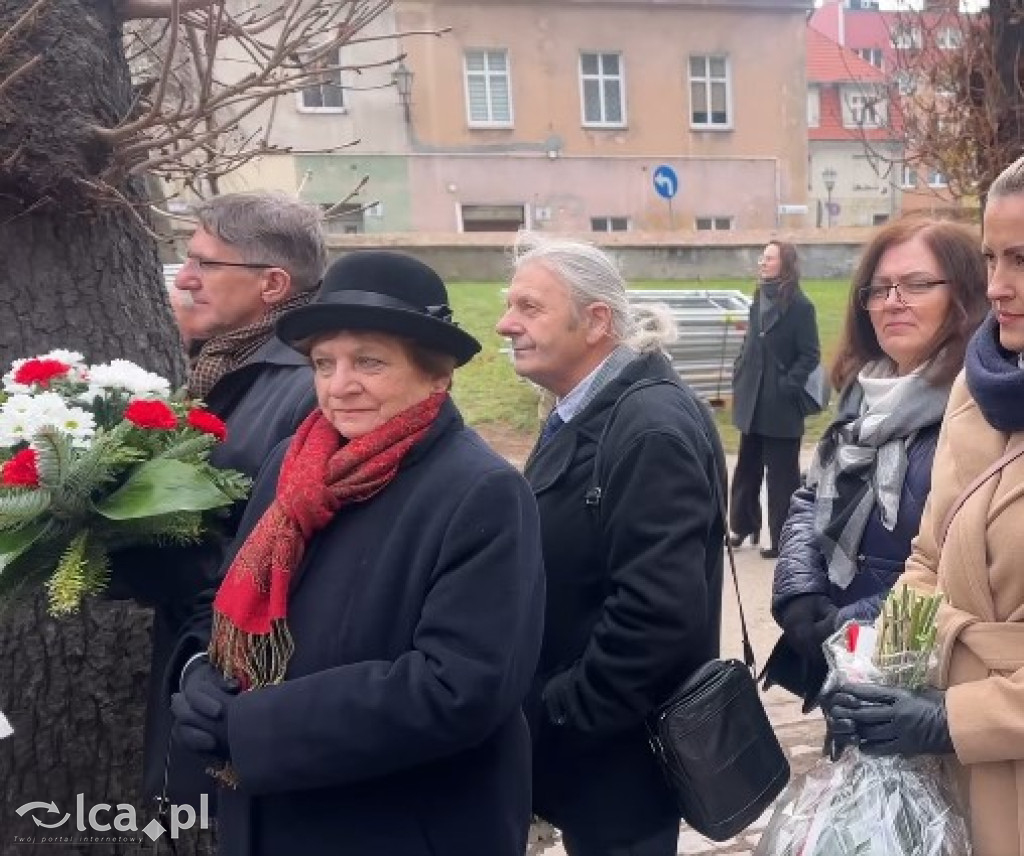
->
xmin=13 ymin=359 xmax=71 ymax=388
xmin=2 ymin=449 xmax=40 ymax=487
xmin=187 ymin=408 xmax=228 ymax=442
xmin=125 ymin=399 xmax=178 ymax=430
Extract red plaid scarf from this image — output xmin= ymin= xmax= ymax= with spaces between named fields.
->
xmin=209 ymin=391 xmax=447 ymax=690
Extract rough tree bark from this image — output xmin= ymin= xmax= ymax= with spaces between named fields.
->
xmin=0 ymin=0 xmax=198 ymax=851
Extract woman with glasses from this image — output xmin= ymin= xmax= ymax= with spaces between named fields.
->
xmin=730 ymin=240 xmax=821 ymax=559
xmin=766 ymin=218 xmax=988 ymax=709
xmin=823 ymin=159 xmax=1024 ymax=856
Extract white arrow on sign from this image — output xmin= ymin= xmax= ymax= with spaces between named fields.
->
xmin=654 ymin=172 xmax=677 ymax=197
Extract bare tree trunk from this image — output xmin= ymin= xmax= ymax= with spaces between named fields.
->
xmin=0 ymin=203 xmax=184 ymax=377
xmin=0 ymin=0 xmax=208 ymax=849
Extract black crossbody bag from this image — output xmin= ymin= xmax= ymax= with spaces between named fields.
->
xmin=588 ymin=378 xmax=790 ymax=842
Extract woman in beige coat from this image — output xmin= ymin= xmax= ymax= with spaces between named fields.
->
xmin=825 ymin=156 xmax=1024 ymax=856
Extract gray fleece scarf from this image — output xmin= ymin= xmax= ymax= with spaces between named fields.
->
xmin=805 ymin=364 xmax=949 ymax=588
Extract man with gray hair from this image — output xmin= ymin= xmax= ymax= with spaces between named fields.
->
xmin=110 ymin=192 xmax=325 ymax=815
xmin=496 ymin=233 xmax=726 ymax=856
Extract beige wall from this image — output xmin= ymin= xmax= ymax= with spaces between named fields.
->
xmin=408 ymin=153 xmax=784 ymax=232
xmin=207 ymin=0 xmax=408 ymax=157
xmin=397 ymin=0 xmax=809 ymax=215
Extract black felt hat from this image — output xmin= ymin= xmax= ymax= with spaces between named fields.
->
xmin=276 ymin=251 xmax=481 ymax=366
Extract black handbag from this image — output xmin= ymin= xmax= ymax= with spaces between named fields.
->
xmin=587 ymin=378 xmax=789 ymax=841
xmin=646 ymin=498 xmax=790 ymax=842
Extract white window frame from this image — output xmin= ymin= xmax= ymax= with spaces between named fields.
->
xmin=936 ymin=26 xmax=962 ymax=50
xmin=928 ymin=169 xmax=948 ymax=188
xmin=694 ymin=216 xmax=734 ymax=231
xmin=591 ymin=216 xmax=630 ymax=232
xmin=296 ymin=47 xmax=346 ymax=114
xmin=845 ymin=90 xmax=884 ymax=128
xmin=900 ymin=164 xmax=918 ymax=189
xmin=892 ymin=25 xmax=922 ymax=50
xmin=689 ymin=55 xmax=732 ymax=130
xmin=463 ymin=49 xmax=514 ymax=128
xmin=579 ymin=52 xmax=627 ymax=128
xmin=807 ymin=87 xmax=820 ymax=128
xmin=855 ymin=48 xmax=884 ymax=69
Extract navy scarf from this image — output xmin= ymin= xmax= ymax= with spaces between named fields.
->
xmin=965 ymin=313 xmax=1024 ymax=432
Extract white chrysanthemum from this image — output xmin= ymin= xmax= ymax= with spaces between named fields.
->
xmin=41 ymin=349 xmax=85 ymax=366
xmin=2 ymin=359 xmax=32 ymax=395
xmin=0 ymin=412 xmax=34 ymax=446
xmin=0 ymin=391 xmax=96 ymax=447
xmin=85 ymin=360 xmax=170 ymax=398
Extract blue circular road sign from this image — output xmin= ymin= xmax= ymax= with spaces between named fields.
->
xmin=653 ymin=165 xmax=679 ymax=200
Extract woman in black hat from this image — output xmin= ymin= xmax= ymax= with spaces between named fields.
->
xmin=168 ymin=251 xmax=546 ymax=856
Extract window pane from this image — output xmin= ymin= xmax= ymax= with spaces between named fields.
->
xmin=466 ymin=51 xmax=485 ymax=72
xmin=601 ymin=53 xmax=620 ymax=75
xmin=467 ymin=77 xmax=489 ymax=121
xmin=709 ymin=57 xmax=726 ymax=78
xmin=710 ymin=81 xmax=726 ymax=113
xmin=488 ymin=50 xmax=507 ymax=71
xmin=696 ymin=218 xmax=712 ymax=230
xmin=604 ymin=80 xmax=622 ymax=122
xmin=611 ymin=217 xmax=628 ymax=231
xmin=491 ymin=80 xmax=511 ymax=121
xmin=323 ymin=84 xmax=344 ymax=109
xmin=583 ymin=79 xmax=602 ymax=122
xmin=581 ymin=53 xmax=599 ymax=75
xmin=691 ymin=80 xmax=707 ymax=123
xmin=689 ymin=56 xmax=706 ymax=77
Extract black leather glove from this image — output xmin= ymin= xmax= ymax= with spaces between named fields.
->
xmin=170 ymin=658 xmax=240 ymax=762
xmin=826 ymin=683 xmax=954 ymax=757
xmin=819 ymin=687 xmax=859 ymax=760
xmin=779 ymin=594 xmax=838 ymax=661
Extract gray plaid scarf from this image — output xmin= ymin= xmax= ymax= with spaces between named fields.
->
xmin=805 ymin=363 xmax=949 ymax=589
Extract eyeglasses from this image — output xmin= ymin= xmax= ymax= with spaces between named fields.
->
xmin=858 ymin=277 xmax=948 ymax=309
xmin=181 ymin=255 xmax=274 ymax=274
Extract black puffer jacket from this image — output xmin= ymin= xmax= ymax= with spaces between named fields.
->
xmin=772 ymin=383 xmax=940 ymax=627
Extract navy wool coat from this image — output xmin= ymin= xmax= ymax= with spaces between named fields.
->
xmin=171 ymin=398 xmax=546 ymax=856
xmin=773 ymin=382 xmax=941 ymax=625
xmin=525 ymin=352 xmax=726 ymax=843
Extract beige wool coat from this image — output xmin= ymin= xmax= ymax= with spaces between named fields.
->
xmin=899 ymin=373 xmax=1024 ymax=856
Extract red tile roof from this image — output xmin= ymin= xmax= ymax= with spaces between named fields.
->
xmin=807 ymin=27 xmax=886 ymax=83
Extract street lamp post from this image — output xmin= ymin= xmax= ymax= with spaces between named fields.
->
xmin=391 ymin=61 xmax=414 ymax=124
xmin=822 ymin=167 xmax=837 ymax=229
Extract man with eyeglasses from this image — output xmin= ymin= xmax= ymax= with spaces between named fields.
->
xmin=108 ymin=192 xmax=325 ymax=819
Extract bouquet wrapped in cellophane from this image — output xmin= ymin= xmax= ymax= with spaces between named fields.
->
xmin=0 ymin=350 xmax=251 ymax=616
xmin=755 ymin=586 xmax=971 ymax=856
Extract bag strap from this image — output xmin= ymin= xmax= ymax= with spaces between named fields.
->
xmin=589 ymin=377 xmax=757 ymax=673
xmin=939 ymin=441 xmax=1024 ymax=549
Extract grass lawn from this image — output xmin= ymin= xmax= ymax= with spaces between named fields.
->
xmin=448 ymin=279 xmax=852 ymax=454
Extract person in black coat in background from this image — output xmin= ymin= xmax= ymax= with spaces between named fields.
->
xmin=730 ymin=240 xmax=821 ymax=559
xmin=765 ymin=218 xmax=988 ymax=708
xmin=107 ymin=192 xmax=323 ymax=809
xmin=496 ymin=233 xmax=726 ymax=856
xmin=169 ymin=251 xmax=546 ymax=856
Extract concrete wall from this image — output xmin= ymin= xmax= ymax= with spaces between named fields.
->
xmin=313 ymin=228 xmax=910 ymax=281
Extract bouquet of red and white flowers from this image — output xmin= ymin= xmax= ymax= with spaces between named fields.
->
xmin=0 ymin=350 xmax=250 ymax=615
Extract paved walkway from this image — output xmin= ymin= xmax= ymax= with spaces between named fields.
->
xmin=527 ymin=453 xmax=826 ymax=856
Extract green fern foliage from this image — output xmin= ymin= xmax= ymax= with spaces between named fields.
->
xmin=33 ymin=427 xmax=74 ymax=489
xmin=45 ymin=531 xmax=110 ymax=616
xmin=0 ymin=488 xmax=52 ymax=531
